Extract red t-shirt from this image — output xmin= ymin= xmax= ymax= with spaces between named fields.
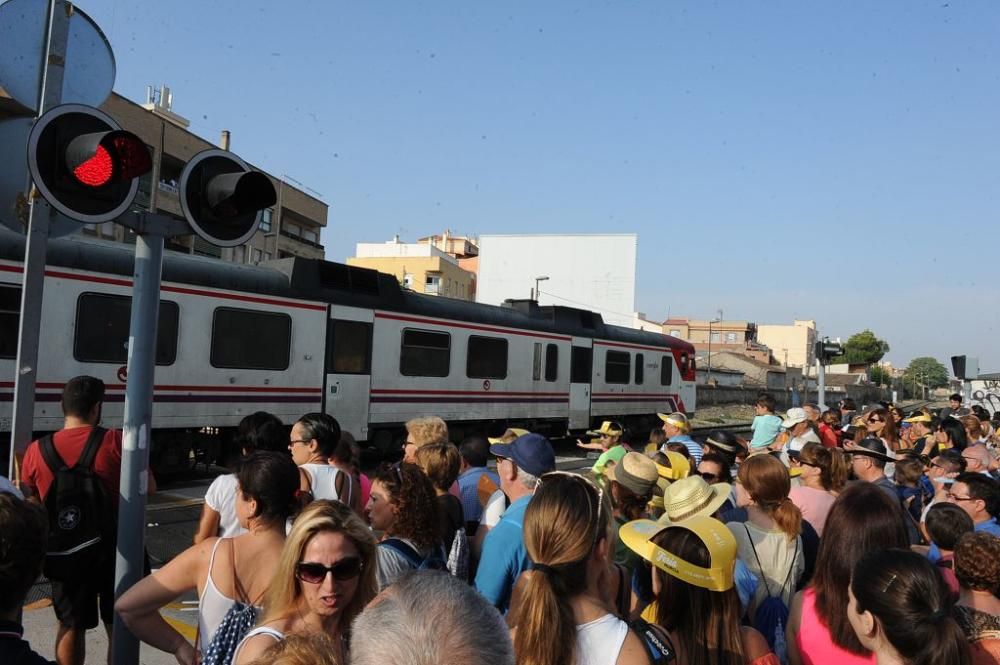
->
xmin=21 ymin=426 xmax=123 ymax=501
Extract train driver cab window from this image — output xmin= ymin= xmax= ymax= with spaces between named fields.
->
xmin=661 ymin=354 xmax=673 ymax=385
xmin=605 ymin=350 xmax=631 ymax=384
xmin=635 ymin=353 xmax=644 ymax=385
xmin=400 ymin=329 xmax=450 ymax=377
xmin=0 ymin=285 xmax=20 ymax=359
xmin=211 ymin=308 xmax=291 ymax=370
xmin=467 ymin=335 xmax=508 ymax=379
xmin=326 ymin=320 xmax=372 ymax=374
xmin=74 ymin=293 xmax=179 ymax=365
xmin=545 ymin=344 xmax=558 ymax=382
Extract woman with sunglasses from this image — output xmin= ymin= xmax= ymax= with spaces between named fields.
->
xmin=621 ymin=515 xmax=779 ymax=664
xmin=864 ymin=408 xmax=901 ymax=452
xmin=788 ymin=443 xmax=845 ymax=536
xmin=365 ymin=462 xmax=443 ymax=590
xmin=117 ymin=452 xmax=299 ymax=665
xmin=510 ymin=472 xmax=650 ymax=665
xmin=233 ymin=500 xmax=377 ymax=665
xmin=921 ymin=418 xmax=969 ymax=457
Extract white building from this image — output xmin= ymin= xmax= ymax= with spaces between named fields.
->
xmin=476 ymin=234 xmax=638 ymax=328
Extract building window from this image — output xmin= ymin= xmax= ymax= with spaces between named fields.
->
xmin=210 ymin=308 xmax=291 ymax=370
xmin=0 ymin=285 xmax=20 ymax=359
xmin=467 ymin=336 xmax=508 ymax=379
xmin=74 ymin=293 xmax=179 ymax=365
xmin=402 ymin=273 xmax=414 ymax=289
xmin=260 ymin=208 xmax=273 ymax=233
xmin=710 ymin=331 xmax=721 ymax=343
xmin=400 ymin=329 xmax=450 ymax=377
xmin=635 ymin=353 xmax=644 ymax=385
xmin=302 ymin=228 xmax=318 ymax=244
xmin=425 ymin=275 xmax=441 ymax=295
xmin=669 ymin=329 xmax=680 ymax=337
xmin=327 ymin=320 xmax=372 ymax=374
xmin=545 ymin=344 xmax=558 ymax=382
xmin=532 ymin=343 xmax=542 ymax=380
xmin=605 ymin=350 xmax=631 ymax=384
xmin=726 ymin=332 xmax=737 ymax=343
xmin=661 ymin=355 xmax=673 ymax=385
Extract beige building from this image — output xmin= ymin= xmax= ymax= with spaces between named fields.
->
xmin=663 ymin=318 xmax=772 ymax=364
xmin=348 ymin=238 xmax=476 ymax=300
xmin=1 ymin=87 xmax=327 ymax=263
xmin=417 ymin=231 xmax=479 ymax=299
xmin=755 ymin=320 xmax=817 ymax=368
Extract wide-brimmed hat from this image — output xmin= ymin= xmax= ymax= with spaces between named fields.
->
xmin=846 ymin=437 xmax=893 ymax=463
xmin=657 ymin=475 xmax=732 ymax=525
xmin=488 ymin=427 xmax=529 ymax=444
xmin=606 ymin=452 xmax=659 ymax=496
xmin=619 ymin=515 xmax=736 ymax=591
xmin=703 ymin=431 xmax=745 ymax=457
xmin=782 ymin=408 xmax=808 ymax=429
xmin=654 ymin=451 xmax=691 ymax=481
xmin=657 ymin=412 xmax=690 ymax=432
xmin=903 ymin=413 xmax=933 ymax=424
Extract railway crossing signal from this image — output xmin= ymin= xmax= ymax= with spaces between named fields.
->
xmin=26 ymin=104 xmax=152 ymax=223
xmin=179 ymin=149 xmax=276 ymax=246
xmin=814 ymin=339 xmax=844 ymax=364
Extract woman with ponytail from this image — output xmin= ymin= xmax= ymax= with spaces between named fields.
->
xmin=789 ymin=442 xmax=846 ymax=535
xmin=510 ymin=472 xmax=649 ymax=665
xmin=848 ymin=548 xmax=971 ymax=665
xmin=728 ymin=454 xmax=805 ymax=613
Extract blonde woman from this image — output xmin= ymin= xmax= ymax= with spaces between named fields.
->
xmin=234 ymin=500 xmax=377 ymax=665
xmin=509 ymin=472 xmax=650 ymax=665
xmin=402 ymin=416 xmax=449 ymax=462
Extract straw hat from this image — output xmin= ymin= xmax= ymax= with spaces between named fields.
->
xmin=606 ymin=452 xmax=658 ymax=496
xmin=657 ymin=475 xmax=732 ymax=525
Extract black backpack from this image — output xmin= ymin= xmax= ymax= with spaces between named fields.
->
xmin=39 ymin=427 xmax=113 ymax=580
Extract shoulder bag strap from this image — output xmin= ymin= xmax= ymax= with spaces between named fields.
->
xmin=77 ymin=427 xmax=107 ymax=470
xmin=38 ymin=434 xmax=67 ymax=474
xmin=743 ymin=524 xmax=773 ymax=597
xmin=334 ymin=467 xmax=350 ymax=503
xmin=381 ymin=538 xmax=422 ymax=567
xmin=778 ymin=535 xmax=800 ymax=596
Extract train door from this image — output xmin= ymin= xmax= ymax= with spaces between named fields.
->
xmin=569 ymin=338 xmax=593 ymax=429
xmin=325 ymin=307 xmax=374 ymax=441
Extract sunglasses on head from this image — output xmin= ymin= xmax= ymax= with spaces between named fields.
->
xmin=295 ymin=558 xmax=363 ymax=584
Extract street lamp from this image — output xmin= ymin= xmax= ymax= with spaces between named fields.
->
xmin=533 ymin=276 xmax=549 ymax=302
xmin=705 ymin=312 xmax=722 ymax=385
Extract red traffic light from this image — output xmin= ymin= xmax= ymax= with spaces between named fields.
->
xmin=27 ymin=104 xmax=152 ymax=224
xmin=67 ymin=131 xmax=152 ymax=188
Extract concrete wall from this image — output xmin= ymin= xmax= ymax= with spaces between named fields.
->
xmin=695 ymin=384 xmax=892 ymax=412
xmin=969 ymin=379 xmax=1000 ymax=416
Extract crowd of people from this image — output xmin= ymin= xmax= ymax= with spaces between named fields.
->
xmin=3 ymin=377 xmax=1000 ymax=665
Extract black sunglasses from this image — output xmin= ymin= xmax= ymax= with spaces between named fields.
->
xmin=696 ymin=471 xmax=720 ymax=483
xmin=295 ymin=558 xmax=363 ymax=584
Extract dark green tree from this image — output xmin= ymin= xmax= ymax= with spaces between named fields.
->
xmin=903 ymin=357 xmax=949 ymax=392
xmin=833 ymin=330 xmax=890 ymax=364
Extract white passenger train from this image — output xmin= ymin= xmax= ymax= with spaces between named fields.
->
xmin=0 ymin=228 xmax=696 ymax=470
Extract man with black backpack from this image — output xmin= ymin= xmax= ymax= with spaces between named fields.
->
xmin=19 ymin=376 xmax=154 ymax=665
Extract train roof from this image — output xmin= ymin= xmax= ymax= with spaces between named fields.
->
xmin=0 ymin=228 xmax=693 ymax=352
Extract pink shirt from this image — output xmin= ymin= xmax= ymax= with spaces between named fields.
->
xmin=795 ymin=588 xmax=876 ymax=665
xmin=789 ymin=486 xmax=836 ymax=536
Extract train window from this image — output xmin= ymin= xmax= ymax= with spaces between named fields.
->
xmin=545 ymin=344 xmax=558 ymax=382
xmin=605 ymin=350 xmax=631 ymax=384
xmin=532 ymin=343 xmax=542 ymax=380
xmin=0 ymin=285 xmax=20 ymax=359
xmin=210 ymin=308 xmax=291 ymax=370
xmin=74 ymin=293 xmax=179 ymax=365
xmin=400 ymin=328 xmax=450 ymax=377
xmin=571 ymin=346 xmax=592 ymax=383
xmin=635 ymin=353 xmax=644 ymax=385
xmin=661 ymin=354 xmax=673 ymax=385
xmin=327 ymin=320 xmax=372 ymax=374
xmin=467 ymin=335 xmax=508 ymax=379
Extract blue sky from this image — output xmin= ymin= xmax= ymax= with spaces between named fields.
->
xmin=78 ymin=1 xmax=1000 ymax=371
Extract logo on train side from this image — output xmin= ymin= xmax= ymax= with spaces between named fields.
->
xmin=117 ymin=365 xmax=128 ymax=382
xmin=483 ymin=380 xmax=491 ymax=391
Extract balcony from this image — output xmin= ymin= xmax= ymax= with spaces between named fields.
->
xmin=279 ymin=227 xmax=323 ymax=250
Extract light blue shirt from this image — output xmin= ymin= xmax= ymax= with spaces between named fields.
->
xmin=474 ymin=494 xmax=532 ymax=613
xmin=750 ymin=414 xmax=783 ymax=449
xmin=457 ymin=466 xmax=499 ymax=526
xmin=666 ymin=435 xmax=703 ymax=465
xmin=928 ymin=516 xmax=1000 ymax=563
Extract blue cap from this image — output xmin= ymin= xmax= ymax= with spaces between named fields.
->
xmin=490 ymin=433 xmax=556 ymax=477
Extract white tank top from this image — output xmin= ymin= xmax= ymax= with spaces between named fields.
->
xmin=576 ymin=613 xmax=629 ymax=665
xmin=198 ymin=538 xmax=237 ymax=650
xmin=233 ymin=626 xmax=285 ymax=663
xmin=302 ymin=463 xmax=348 ymax=503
